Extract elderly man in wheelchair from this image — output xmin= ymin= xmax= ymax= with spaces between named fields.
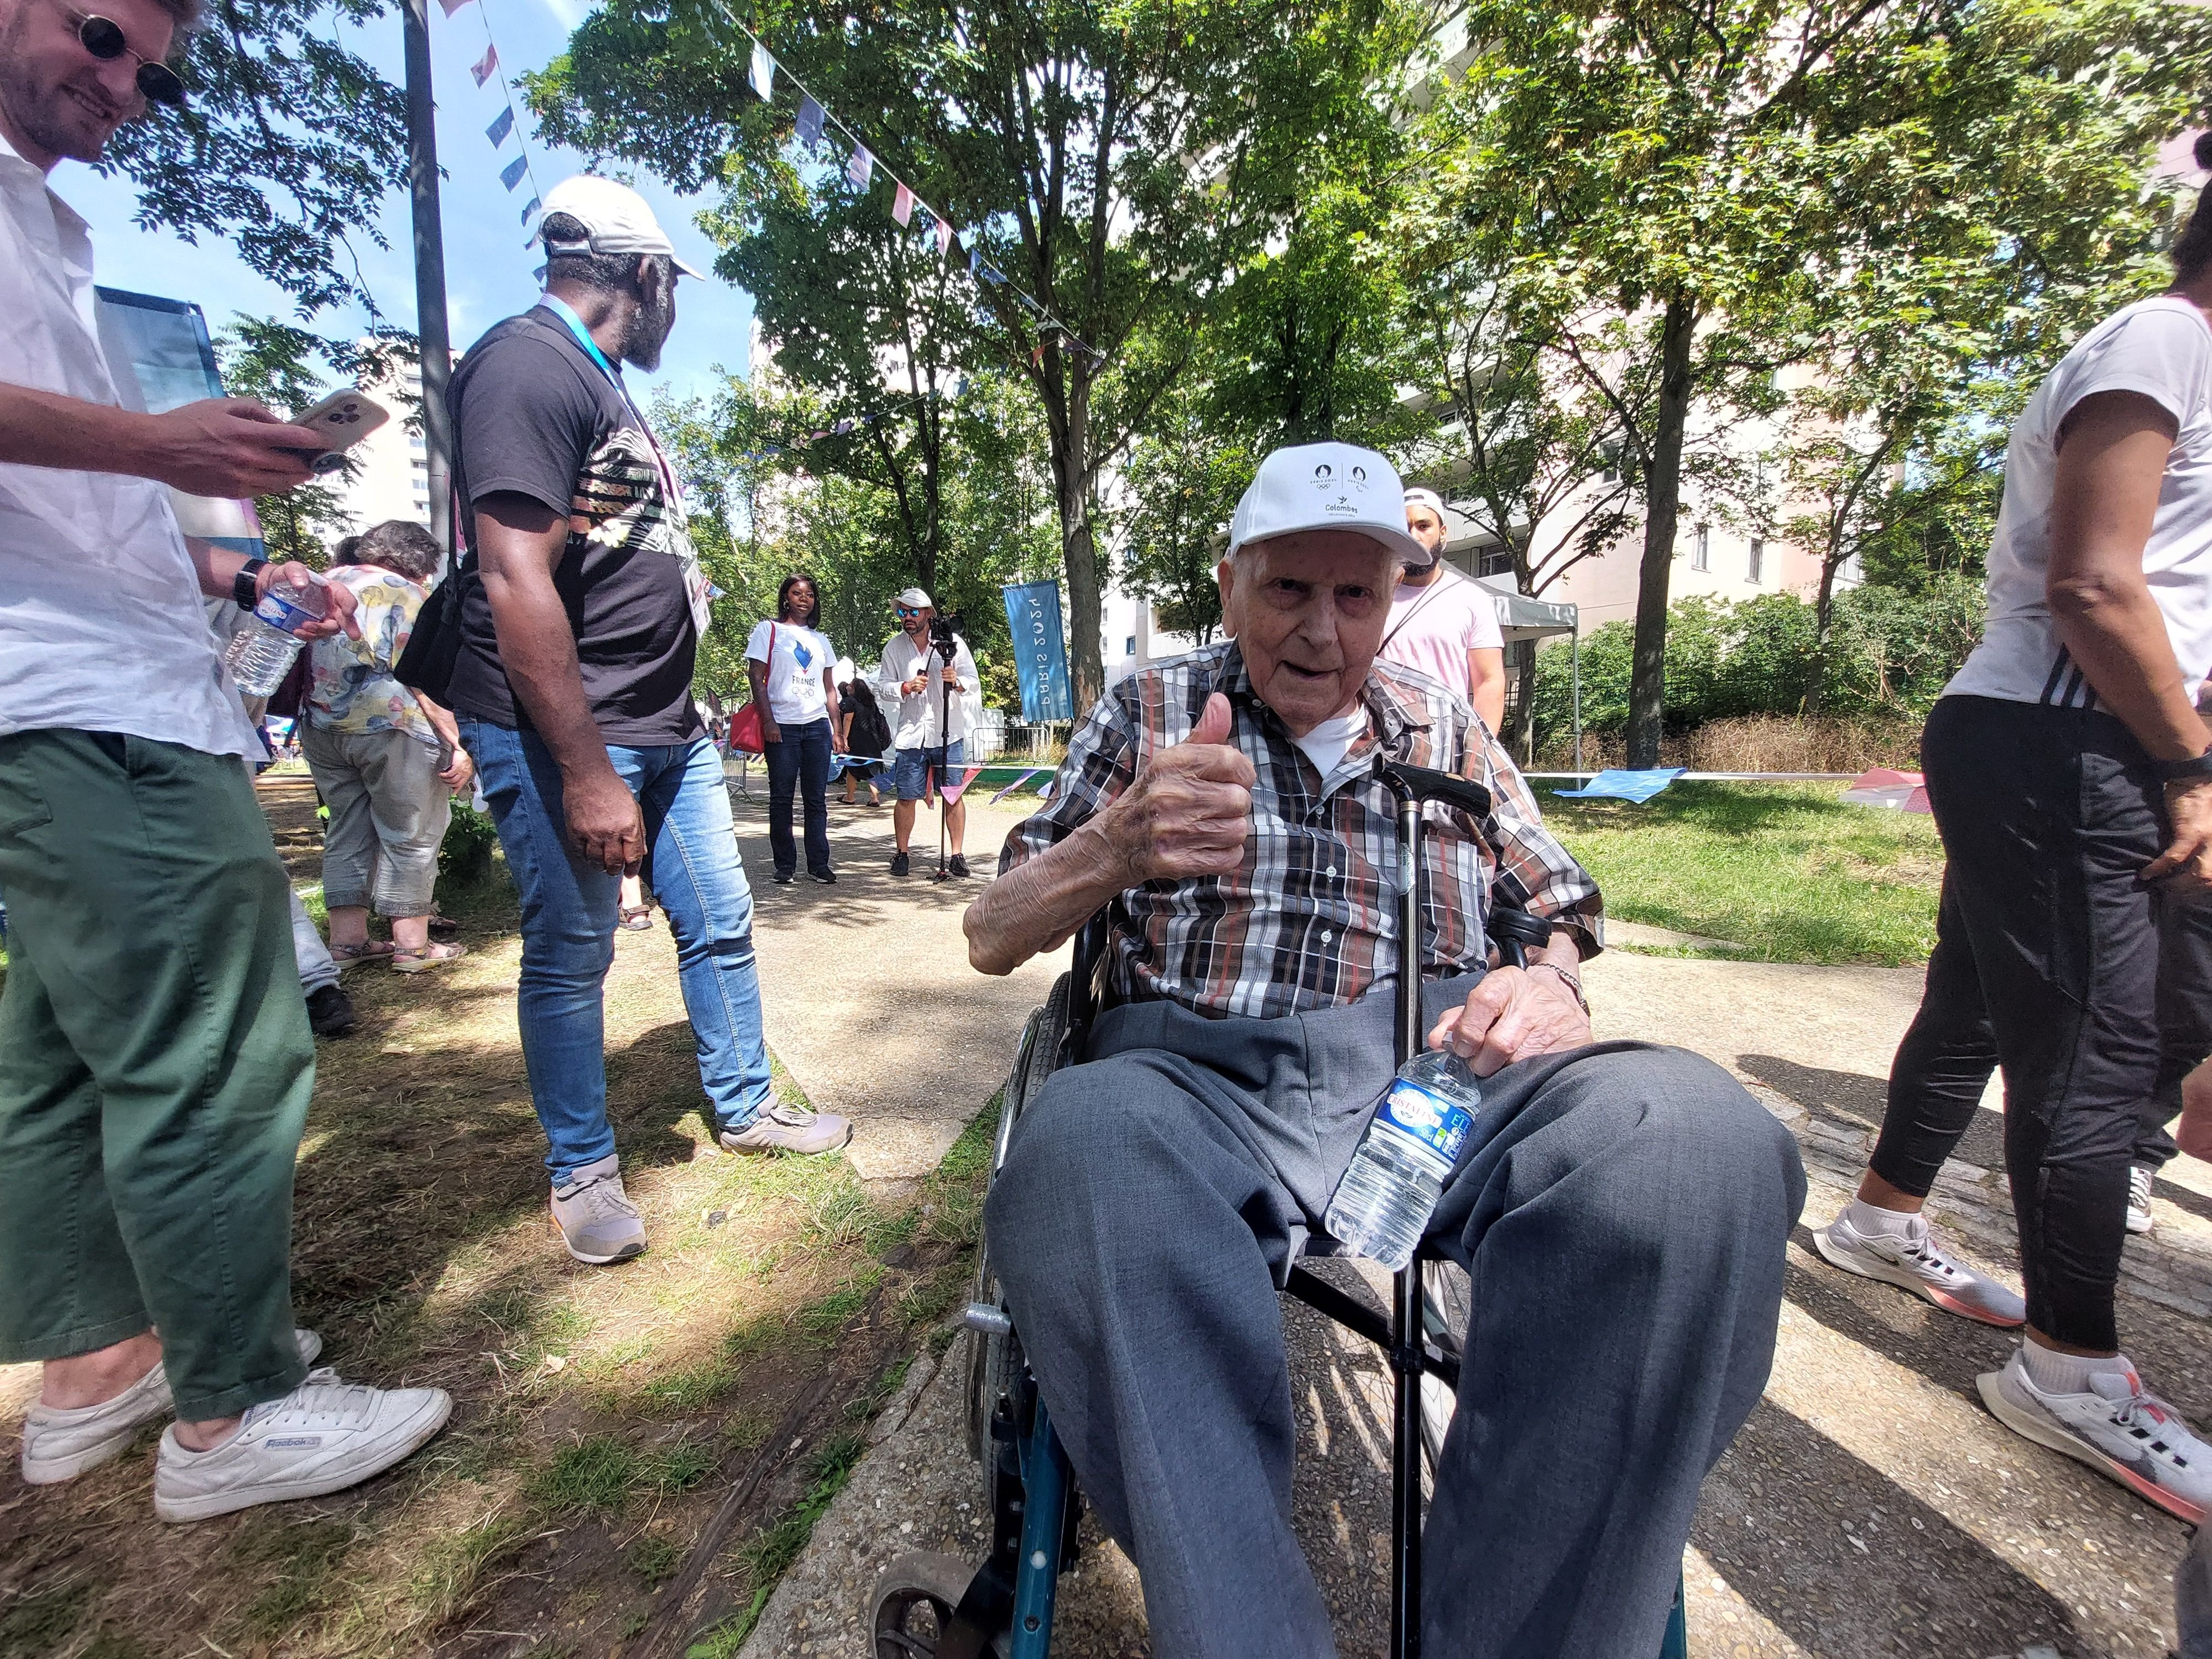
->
xmin=956 ymin=442 xmax=1807 ymax=1659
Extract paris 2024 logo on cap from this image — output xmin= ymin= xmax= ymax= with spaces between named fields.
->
xmin=1310 ymin=458 xmax=1370 ymax=520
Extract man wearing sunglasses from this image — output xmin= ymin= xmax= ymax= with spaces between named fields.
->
xmin=877 ymin=588 xmax=980 ymax=878
xmin=0 ymin=0 xmax=456 ymax=1521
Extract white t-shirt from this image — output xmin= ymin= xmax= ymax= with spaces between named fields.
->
xmin=1947 ymin=296 xmax=2212 ymax=708
xmin=1378 ymin=567 xmax=1504 ymax=708
xmin=1290 ymin=706 xmax=1369 ymax=781
xmin=745 ymin=619 xmax=835 ymax=724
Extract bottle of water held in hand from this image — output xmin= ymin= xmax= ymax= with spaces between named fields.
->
xmin=223 ymin=570 xmax=328 ymax=697
xmin=1326 ymin=1049 xmax=1483 ymax=1272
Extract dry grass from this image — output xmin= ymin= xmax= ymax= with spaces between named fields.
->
xmin=1537 ymin=713 xmax=1926 ymax=774
xmin=0 ymin=779 xmax=1004 ymax=1659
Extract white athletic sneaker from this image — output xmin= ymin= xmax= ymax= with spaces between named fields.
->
xmin=1978 ymin=1348 xmax=2212 ymax=1525
xmin=19 ymin=1328 xmax=322 ymax=1485
xmin=550 ymin=1154 xmax=646 ymax=1265
xmin=1813 ymin=1207 xmax=2026 ymax=1327
xmin=153 ymin=1368 xmax=451 ymax=1522
xmin=2127 ymin=1164 xmax=2157 ymax=1236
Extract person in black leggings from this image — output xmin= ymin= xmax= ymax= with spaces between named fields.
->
xmin=1815 ymin=146 xmax=2212 ymax=1528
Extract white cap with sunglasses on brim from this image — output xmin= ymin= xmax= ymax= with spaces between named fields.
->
xmin=894 ymin=588 xmax=934 ymax=611
xmin=1227 ymin=442 xmax=1434 ymax=569
xmin=536 ymin=175 xmax=707 ymax=280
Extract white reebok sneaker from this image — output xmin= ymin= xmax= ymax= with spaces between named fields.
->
xmin=1813 ymin=1207 xmax=2026 ymax=1326
xmin=1978 ymin=1348 xmax=2211 ymax=1525
xmin=153 ymin=1368 xmax=451 ymax=1522
xmin=2127 ymin=1164 xmax=2157 ymax=1236
xmin=20 ymin=1328 xmax=322 ymax=1485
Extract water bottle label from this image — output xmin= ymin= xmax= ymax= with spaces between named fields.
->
xmin=253 ymin=588 xmax=321 ymax=635
xmin=1373 ymin=1079 xmax=1473 ymax=1170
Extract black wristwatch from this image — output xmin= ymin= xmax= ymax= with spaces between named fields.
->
xmin=2157 ymin=749 xmax=2212 ymax=785
xmin=232 ymin=556 xmax=268 ymax=611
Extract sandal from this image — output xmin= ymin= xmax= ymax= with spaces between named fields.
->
xmin=329 ymin=941 xmax=396 ymax=970
xmin=427 ymin=911 xmax=461 ymax=938
xmin=618 ymin=904 xmax=654 ymax=931
xmin=391 ymin=941 xmax=467 ymax=975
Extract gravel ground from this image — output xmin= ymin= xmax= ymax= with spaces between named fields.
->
xmin=734 ymin=853 xmax=2212 ymax=1659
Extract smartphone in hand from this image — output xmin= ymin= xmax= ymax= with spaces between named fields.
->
xmin=289 ymin=390 xmax=392 ymax=474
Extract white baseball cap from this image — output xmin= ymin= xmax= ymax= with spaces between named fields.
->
xmin=1227 ymin=442 xmax=1433 ymax=568
xmin=895 ymin=587 xmax=934 ymax=610
xmin=538 ymin=175 xmax=707 ymax=279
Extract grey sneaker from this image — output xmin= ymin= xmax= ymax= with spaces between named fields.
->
xmin=20 ymin=1328 xmax=323 ymax=1485
xmin=1813 ymin=1207 xmax=2026 ymax=1327
xmin=2127 ymin=1164 xmax=2156 ymax=1235
xmin=550 ymin=1154 xmax=646 ymax=1265
xmin=719 ymin=1103 xmax=853 ymax=1156
xmin=153 ymin=1369 xmax=451 ymax=1522
xmin=1979 ymin=1347 xmax=2211 ymax=1525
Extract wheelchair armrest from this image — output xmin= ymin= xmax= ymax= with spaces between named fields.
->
xmin=1066 ymin=910 xmax=1112 ymax=1063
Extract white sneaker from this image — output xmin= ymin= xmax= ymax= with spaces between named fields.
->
xmin=1813 ymin=1207 xmax=2026 ymax=1327
xmin=2127 ymin=1164 xmax=2156 ymax=1235
xmin=1978 ymin=1348 xmax=2211 ymax=1525
xmin=550 ymin=1154 xmax=646 ymax=1265
xmin=153 ymin=1368 xmax=451 ymax=1522
xmin=20 ymin=1328 xmax=322 ymax=1485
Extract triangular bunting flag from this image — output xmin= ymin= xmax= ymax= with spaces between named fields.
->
xmin=486 ymin=106 xmax=514 ymax=147
xmin=936 ymin=216 xmax=953 ymax=256
xmin=893 ymin=182 xmax=915 ymax=227
xmin=847 ymin=146 xmax=873 ymax=190
xmin=520 ymin=196 xmax=541 ymax=227
xmin=471 ymin=42 xmax=498 ymax=86
xmin=937 ymin=765 xmax=984 ymax=805
xmin=748 ymin=41 xmax=775 ymax=100
xmin=500 ymin=154 xmax=528 ymax=192
xmin=979 ymin=263 xmax=1004 ymax=284
xmin=435 ymin=0 xmax=474 ymax=15
xmin=968 ymin=245 xmax=980 ymax=272
xmin=795 ymin=96 xmax=823 ymax=147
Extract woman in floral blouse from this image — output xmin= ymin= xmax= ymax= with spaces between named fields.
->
xmin=300 ymin=521 xmax=472 ymax=973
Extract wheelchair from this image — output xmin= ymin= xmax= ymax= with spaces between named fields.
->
xmin=869 ymin=762 xmax=1692 ymax=1659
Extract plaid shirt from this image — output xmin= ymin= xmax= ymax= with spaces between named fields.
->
xmin=999 ymin=642 xmax=1604 ymax=1019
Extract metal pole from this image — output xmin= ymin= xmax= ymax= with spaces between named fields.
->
xmin=1389 ymin=779 xmax=1424 ymax=1659
xmin=1572 ymin=618 xmax=1583 ymax=776
xmin=403 ymin=0 xmax=455 ymax=560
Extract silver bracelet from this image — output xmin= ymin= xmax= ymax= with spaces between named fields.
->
xmin=1527 ymin=960 xmax=1589 ymax=1014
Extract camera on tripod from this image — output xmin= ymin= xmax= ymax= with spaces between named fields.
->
xmin=927 ymin=611 xmax=961 ymax=661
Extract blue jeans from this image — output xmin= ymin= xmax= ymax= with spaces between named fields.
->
xmin=891 ymin=739 xmax=964 ymax=801
xmin=763 ymin=717 xmax=833 ymax=878
xmin=463 ymin=722 xmax=775 ymax=1182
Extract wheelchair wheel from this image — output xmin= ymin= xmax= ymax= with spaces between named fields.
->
xmin=1418 ymin=1256 xmax=1473 ymax=1491
xmin=869 ymin=1550 xmax=1004 ymax=1659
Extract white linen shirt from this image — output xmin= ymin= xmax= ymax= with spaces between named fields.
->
xmin=0 ymin=136 xmax=255 ymax=758
xmin=877 ymin=627 xmax=979 ymax=749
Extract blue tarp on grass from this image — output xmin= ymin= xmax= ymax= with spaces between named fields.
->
xmin=1551 ymin=768 xmax=1687 ymax=804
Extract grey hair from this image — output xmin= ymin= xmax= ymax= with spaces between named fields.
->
xmin=348 ymin=519 xmax=442 ymax=583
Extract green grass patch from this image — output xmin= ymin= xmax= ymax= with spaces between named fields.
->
xmin=687 ymin=1433 xmax=870 ymax=1657
xmin=404 ymin=1510 xmax=536 ymax=1630
xmin=1546 ymin=782 xmax=1943 ymax=966
xmin=530 ymin=1434 xmax=716 ymax=1515
xmin=233 ymin=1517 xmax=357 ymax=1635
xmin=627 ymin=1534 xmax=684 ymax=1585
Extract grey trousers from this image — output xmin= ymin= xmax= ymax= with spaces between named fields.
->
xmin=985 ymin=983 xmax=1806 ymax=1659
xmin=301 ymin=723 xmax=451 ymax=917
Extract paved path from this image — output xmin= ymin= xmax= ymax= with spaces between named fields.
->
xmin=718 ymin=788 xmax=2212 ymax=1656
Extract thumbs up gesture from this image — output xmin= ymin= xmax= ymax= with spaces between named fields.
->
xmin=1097 ymin=692 xmax=1256 ymax=884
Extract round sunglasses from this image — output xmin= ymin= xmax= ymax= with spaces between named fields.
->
xmin=71 ymin=9 xmax=186 ymax=108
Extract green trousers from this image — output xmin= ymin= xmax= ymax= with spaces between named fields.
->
xmin=0 ymin=730 xmax=311 ymax=1418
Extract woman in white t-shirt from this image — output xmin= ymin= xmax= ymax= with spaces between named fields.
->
xmin=745 ymin=575 xmax=842 ymax=884
xmin=1815 ymin=136 xmax=2212 ymax=1528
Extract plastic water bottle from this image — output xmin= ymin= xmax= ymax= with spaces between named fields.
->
xmin=223 ymin=573 xmax=328 ymax=696
xmin=1326 ymin=1049 xmax=1484 ymax=1272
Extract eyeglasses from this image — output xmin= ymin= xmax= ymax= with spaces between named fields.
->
xmin=69 ymin=9 xmax=185 ymax=108
xmin=894 ymin=606 xmax=922 ymax=617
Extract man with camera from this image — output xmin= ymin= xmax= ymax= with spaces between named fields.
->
xmin=878 ymin=588 xmax=979 ymax=878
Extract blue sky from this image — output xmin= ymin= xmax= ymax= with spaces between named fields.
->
xmin=57 ymin=0 xmax=756 ymax=410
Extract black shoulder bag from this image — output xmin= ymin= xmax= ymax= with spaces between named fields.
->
xmin=393 ymin=502 xmax=470 ymax=705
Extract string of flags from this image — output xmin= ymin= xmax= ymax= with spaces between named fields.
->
xmin=436 ymin=0 xmax=544 ymax=238
xmin=702 ymin=0 xmax=1107 ymax=369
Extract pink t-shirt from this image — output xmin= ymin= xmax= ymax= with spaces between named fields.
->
xmin=1378 ymin=568 xmax=1503 ymax=701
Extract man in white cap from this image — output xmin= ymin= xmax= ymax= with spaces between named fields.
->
xmin=877 ymin=587 xmax=979 ymax=878
xmin=446 ymin=175 xmax=851 ymax=1271
xmin=963 ymin=441 xmax=1802 ymax=1657
xmin=1383 ymin=486 xmax=1507 ymax=731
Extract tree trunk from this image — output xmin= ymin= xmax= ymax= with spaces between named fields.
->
xmin=1805 ymin=543 xmax=1844 ymax=717
xmin=1050 ymin=374 xmax=1105 ymax=711
xmin=1625 ymin=290 xmax=1697 ymax=769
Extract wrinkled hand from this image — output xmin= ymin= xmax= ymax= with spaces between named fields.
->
xmin=259 ymin=561 xmax=363 ymax=641
xmin=440 ymin=748 xmax=475 ymax=792
xmin=1426 ymin=966 xmax=1591 ymax=1078
xmin=564 ymin=766 xmax=646 ymax=874
xmin=145 ymin=398 xmax=325 ymax=499
xmin=2180 ymin=1058 xmax=2212 ymax=1163
xmin=2143 ymin=776 xmax=2212 ymax=899
xmin=1097 ymin=692 xmax=1255 ymax=885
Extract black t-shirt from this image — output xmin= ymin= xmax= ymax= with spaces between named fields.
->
xmin=445 ymin=306 xmax=702 ymax=745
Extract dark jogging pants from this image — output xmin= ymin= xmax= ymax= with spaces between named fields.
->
xmin=1869 ymin=695 xmax=2188 ymax=1351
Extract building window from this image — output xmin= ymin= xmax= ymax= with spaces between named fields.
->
xmin=1748 ymin=539 xmax=1765 ymax=584
xmin=1691 ymin=524 xmax=1709 ymax=572
xmin=1124 ymin=635 xmax=1136 ymax=657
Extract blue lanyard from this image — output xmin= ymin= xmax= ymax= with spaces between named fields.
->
xmin=539 ymin=293 xmax=678 ymax=501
